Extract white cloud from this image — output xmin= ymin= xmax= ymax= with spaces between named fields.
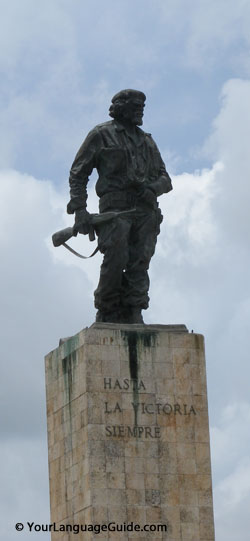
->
xmin=0 ymin=438 xmax=50 ymax=540
xmin=211 ymin=403 xmax=250 ymax=474
xmin=157 ymin=0 xmax=250 ymax=72
xmin=203 ymin=79 xmax=250 ymax=245
xmin=149 ymin=77 xmax=250 ymax=327
xmin=210 ymin=403 xmax=250 ymax=540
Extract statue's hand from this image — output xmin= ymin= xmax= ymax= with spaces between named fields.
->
xmin=141 ymin=188 xmax=157 ymax=206
xmin=74 ymin=209 xmax=91 ymax=235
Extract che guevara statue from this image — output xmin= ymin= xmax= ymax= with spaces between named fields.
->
xmin=66 ymin=89 xmax=173 ymax=324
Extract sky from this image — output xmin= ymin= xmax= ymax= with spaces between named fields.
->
xmin=1 ymin=0 xmax=250 ymax=539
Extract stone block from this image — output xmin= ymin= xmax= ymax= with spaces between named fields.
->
xmin=126 ymin=472 xmax=145 ymax=490
xmin=106 ymin=471 xmax=126 ymax=489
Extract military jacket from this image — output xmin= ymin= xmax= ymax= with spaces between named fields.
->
xmin=67 ymin=119 xmax=172 ymax=213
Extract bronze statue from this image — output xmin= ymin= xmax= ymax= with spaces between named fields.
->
xmin=66 ymin=89 xmax=172 ymax=324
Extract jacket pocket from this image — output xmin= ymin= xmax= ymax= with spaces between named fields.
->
xmin=98 ymin=147 xmax=127 ymax=174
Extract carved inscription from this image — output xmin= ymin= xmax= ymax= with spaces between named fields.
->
xmin=103 ymin=378 xmax=197 ymax=439
xmin=104 ymin=378 xmax=146 ymax=390
xmin=105 ymin=425 xmax=161 ymax=438
xmin=105 ymin=401 xmax=196 ymax=416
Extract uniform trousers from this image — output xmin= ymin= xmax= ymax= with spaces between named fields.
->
xmin=94 ymin=206 xmax=161 ymax=313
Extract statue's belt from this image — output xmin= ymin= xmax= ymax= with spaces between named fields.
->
xmin=99 ymin=190 xmax=158 ymax=213
xmin=99 ymin=191 xmax=137 ymax=213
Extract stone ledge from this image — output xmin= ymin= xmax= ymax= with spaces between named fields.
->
xmin=90 ymin=323 xmax=189 ymax=333
xmin=59 ymin=323 xmax=188 ymax=347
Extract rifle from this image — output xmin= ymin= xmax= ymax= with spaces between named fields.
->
xmin=52 ymin=209 xmax=136 ymax=259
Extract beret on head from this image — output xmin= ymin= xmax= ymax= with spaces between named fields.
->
xmin=111 ymin=89 xmax=146 ymax=103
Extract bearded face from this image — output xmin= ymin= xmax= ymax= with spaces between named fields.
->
xmin=109 ymin=91 xmax=146 ymax=126
xmin=122 ymin=98 xmax=145 ymax=126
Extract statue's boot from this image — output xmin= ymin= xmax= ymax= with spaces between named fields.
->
xmin=95 ymin=309 xmax=121 ymax=323
xmin=96 ymin=307 xmax=144 ymax=324
xmin=129 ymin=308 xmax=144 ymax=324
xmin=117 ymin=306 xmax=144 ymax=324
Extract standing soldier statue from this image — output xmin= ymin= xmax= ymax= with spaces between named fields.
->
xmin=65 ymin=89 xmax=172 ymax=324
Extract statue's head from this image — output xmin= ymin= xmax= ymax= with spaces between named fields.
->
xmin=109 ymin=89 xmax=146 ymax=126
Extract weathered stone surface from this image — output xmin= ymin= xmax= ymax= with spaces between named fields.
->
xmin=45 ymin=323 xmax=215 ymax=540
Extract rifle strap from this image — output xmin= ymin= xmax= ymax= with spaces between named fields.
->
xmin=62 ymin=242 xmax=99 ymax=259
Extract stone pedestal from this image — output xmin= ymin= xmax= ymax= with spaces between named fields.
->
xmin=45 ymin=323 xmax=215 ymax=540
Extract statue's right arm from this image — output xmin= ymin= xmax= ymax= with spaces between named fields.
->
xmin=67 ymin=128 xmax=102 ymax=215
